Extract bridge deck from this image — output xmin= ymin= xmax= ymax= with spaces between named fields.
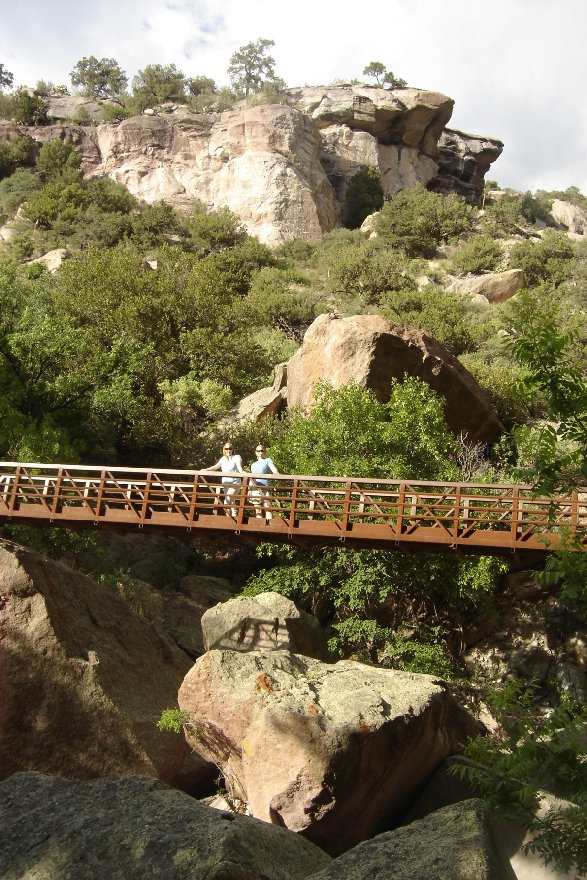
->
xmin=0 ymin=462 xmax=585 ymax=557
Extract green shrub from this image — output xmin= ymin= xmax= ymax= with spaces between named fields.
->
xmin=384 ymin=631 xmax=455 ymax=678
xmin=449 ymin=234 xmax=503 ymax=274
xmin=6 ymin=88 xmax=48 ymax=125
xmin=375 ymin=184 xmax=476 ymax=258
xmin=509 ymin=231 xmax=575 ymax=287
xmin=380 ymin=286 xmax=475 ymax=355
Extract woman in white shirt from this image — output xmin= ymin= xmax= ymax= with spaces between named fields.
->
xmin=206 ymin=442 xmax=244 ymax=517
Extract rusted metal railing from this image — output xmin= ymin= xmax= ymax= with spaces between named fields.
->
xmin=0 ymin=462 xmax=585 ymax=557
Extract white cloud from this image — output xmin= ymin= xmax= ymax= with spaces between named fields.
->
xmin=1 ymin=0 xmax=585 ymax=193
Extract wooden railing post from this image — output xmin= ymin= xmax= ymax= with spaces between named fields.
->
xmin=8 ymin=466 xmax=22 ymax=513
xmin=341 ymin=479 xmax=352 ymax=534
xmin=51 ymin=468 xmax=64 ymax=517
xmin=396 ymin=483 xmax=406 ymax=535
xmin=289 ymin=478 xmax=299 ymax=532
xmin=453 ymin=484 xmax=461 ymax=542
xmin=510 ymin=486 xmax=520 ymax=546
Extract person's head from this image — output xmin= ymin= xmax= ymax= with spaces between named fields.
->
xmin=223 ymin=442 xmax=234 ymax=457
xmin=255 ymin=444 xmax=266 ymax=458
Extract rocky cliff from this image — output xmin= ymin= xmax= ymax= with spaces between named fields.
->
xmin=0 ymin=86 xmax=503 ymax=246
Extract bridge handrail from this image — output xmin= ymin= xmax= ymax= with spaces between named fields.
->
xmin=0 ymin=461 xmax=585 ymax=556
xmin=0 ymin=461 xmax=583 ymax=495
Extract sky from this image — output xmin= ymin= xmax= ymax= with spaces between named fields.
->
xmin=1 ymin=0 xmax=585 ymax=195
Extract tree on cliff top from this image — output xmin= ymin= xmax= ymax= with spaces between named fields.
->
xmin=70 ymin=56 xmax=128 ymax=99
xmin=362 ymin=61 xmax=407 ymax=88
xmin=132 ymin=64 xmax=187 ymax=108
xmin=228 ymin=38 xmax=280 ymax=96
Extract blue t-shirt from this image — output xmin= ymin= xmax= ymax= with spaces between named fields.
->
xmin=251 ymin=457 xmax=275 ymax=487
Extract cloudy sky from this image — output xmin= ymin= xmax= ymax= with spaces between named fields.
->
xmin=1 ymin=0 xmax=585 ymax=194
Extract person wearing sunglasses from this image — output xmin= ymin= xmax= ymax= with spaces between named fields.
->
xmin=250 ymin=444 xmax=279 ymax=520
xmin=205 ymin=442 xmax=244 ymax=517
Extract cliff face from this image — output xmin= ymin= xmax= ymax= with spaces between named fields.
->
xmin=0 ymin=86 xmax=503 ymax=246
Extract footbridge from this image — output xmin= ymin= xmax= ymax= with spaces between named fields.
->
xmin=1 ymin=462 xmax=585 ymax=559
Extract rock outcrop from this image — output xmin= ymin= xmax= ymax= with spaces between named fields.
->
xmin=178 ymin=647 xmax=478 ymax=855
xmin=0 ymin=772 xmax=332 ymax=880
xmin=0 ymin=86 xmax=503 ymax=245
xmin=284 ymin=313 xmax=503 ymax=444
xmin=430 ymin=128 xmax=504 ymax=203
xmin=0 ymin=538 xmax=212 ymax=792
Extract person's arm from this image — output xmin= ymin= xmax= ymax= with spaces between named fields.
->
xmin=203 ymin=458 xmax=222 ymax=471
xmin=267 ymin=459 xmax=279 ymax=474
xmin=234 ymin=455 xmax=245 ymax=473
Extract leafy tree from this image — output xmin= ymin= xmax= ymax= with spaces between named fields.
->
xmin=362 ymin=61 xmax=407 ymax=88
xmin=189 ymin=202 xmax=249 ymax=256
xmin=324 ymin=241 xmax=417 ymax=307
xmin=380 ymin=286 xmax=475 ymax=356
xmin=0 ymin=63 xmax=14 ymax=92
xmin=187 ymin=75 xmax=216 ymax=96
xmin=132 ymin=64 xmax=186 ymax=107
xmin=228 ymin=38 xmax=279 ymax=96
xmin=344 ymin=164 xmax=384 ymax=228
xmin=375 ymin=184 xmax=475 ymax=258
xmin=69 ymin=56 xmax=128 ymax=99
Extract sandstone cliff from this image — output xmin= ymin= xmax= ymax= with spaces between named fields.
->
xmin=0 ymin=86 xmax=503 ymax=246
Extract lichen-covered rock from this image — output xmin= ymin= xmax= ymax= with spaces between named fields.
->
xmin=0 ymin=772 xmax=332 ymax=880
xmin=0 ymin=538 xmax=212 ymax=792
xmin=178 ymin=649 xmax=479 ymax=855
xmin=201 ymin=591 xmax=329 ymax=659
xmin=305 ymin=799 xmax=515 ymax=880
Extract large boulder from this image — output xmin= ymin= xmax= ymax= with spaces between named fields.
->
xmin=0 ymin=772 xmax=332 ymax=880
xmin=550 ymin=198 xmax=587 ymax=236
xmin=201 ymin=591 xmax=329 ymax=659
xmin=446 ymin=268 xmax=525 ymax=303
xmin=285 ymin=313 xmax=503 ymax=444
xmin=305 ymin=799 xmax=515 ymax=880
xmin=178 ymin=649 xmax=478 ymax=855
xmin=0 ymin=539 xmax=212 ymax=792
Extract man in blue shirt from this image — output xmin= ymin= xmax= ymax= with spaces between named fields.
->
xmin=250 ymin=444 xmax=279 ymax=519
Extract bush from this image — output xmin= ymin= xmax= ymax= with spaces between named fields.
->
xmin=448 ymin=234 xmax=503 ymax=274
xmin=375 ymin=184 xmax=476 ymax=258
xmin=509 ymin=231 xmax=575 ymax=287
xmin=6 ymin=88 xmax=48 ymax=125
xmin=380 ymin=286 xmax=475 ymax=355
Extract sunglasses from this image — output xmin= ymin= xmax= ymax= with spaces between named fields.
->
xmin=224 ymin=446 xmax=233 ymax=451
xmin=256 ymin=448 xmax=264 ymax=452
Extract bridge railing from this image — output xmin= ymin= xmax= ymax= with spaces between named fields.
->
xmin=0 ymin=462 xmax=585 ymax=553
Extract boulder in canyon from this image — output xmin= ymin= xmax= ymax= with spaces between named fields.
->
xmin=0 ymin=538 xmax=212 ymax=792
xmin=178 ymin=648 xmax=479 ymax=855
xmin=285 ymin=313 xmax=503 ymax=444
